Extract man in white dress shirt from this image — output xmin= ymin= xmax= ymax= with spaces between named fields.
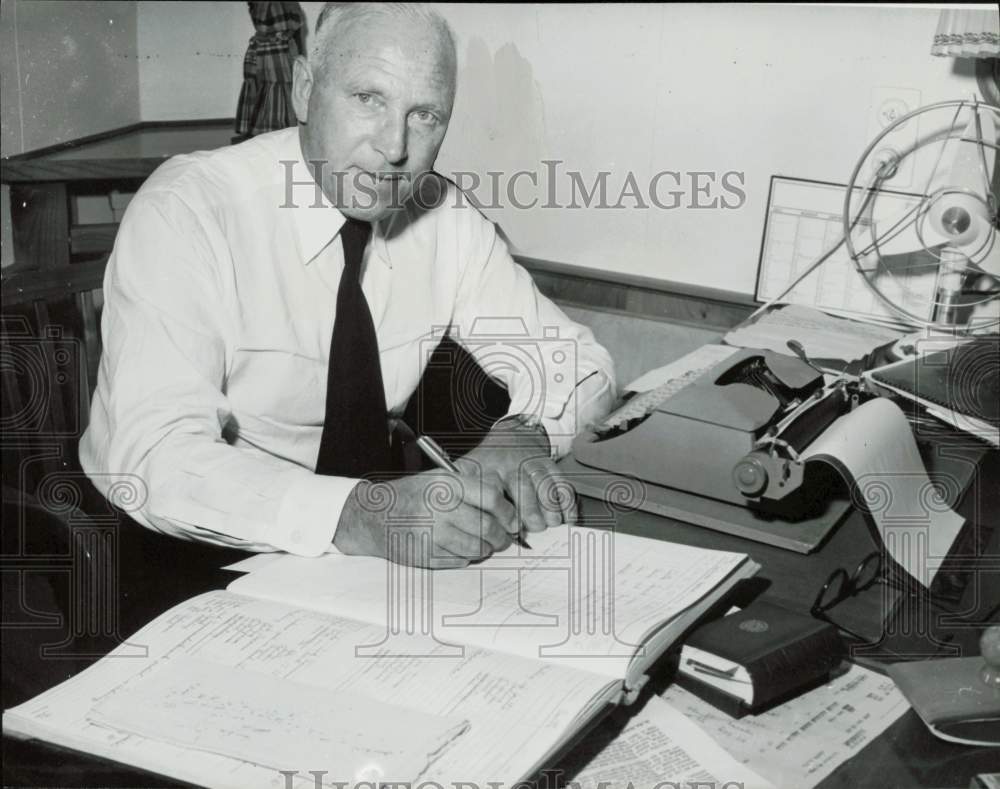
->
xmin=81 ymin=2 xmax=615 ymax=568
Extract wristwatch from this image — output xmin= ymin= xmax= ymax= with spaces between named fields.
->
xmin=492 ymin=414 xmax=552 ymax=456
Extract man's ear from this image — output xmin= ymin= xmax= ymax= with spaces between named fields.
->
xmin=291 ymin=56 xmax=313 ymax=124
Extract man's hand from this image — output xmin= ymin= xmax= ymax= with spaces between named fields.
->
xmin=461 ymin=418 xmax=577 ymax=535
xmin=334 ymin=468 xmax=519 ymax=568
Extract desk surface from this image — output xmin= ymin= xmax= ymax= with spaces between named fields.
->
xmin=3 ymin=443 xmax=997 ymax=788
xmin=1 ymin=120 xmax=236 ymax=183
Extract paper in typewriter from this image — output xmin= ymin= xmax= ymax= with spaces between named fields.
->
xmin=802 ymin=397 xmax=965 ymax=586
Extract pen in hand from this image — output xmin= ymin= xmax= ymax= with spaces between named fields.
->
xmin=414 ymin=433 xmax=532 ymax=550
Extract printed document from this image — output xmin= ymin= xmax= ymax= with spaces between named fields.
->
xmin=571 ymin=696 xmax=774 ymax=789
xmin=660 ymin=664 xmax=910 ymax=789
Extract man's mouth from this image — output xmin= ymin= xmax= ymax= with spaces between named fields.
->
xmin=358 ymin=170 xmax=409 ymax=185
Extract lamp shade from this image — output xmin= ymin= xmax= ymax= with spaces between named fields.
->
xmin=931 ymin=8 xmax=1000 ymax=58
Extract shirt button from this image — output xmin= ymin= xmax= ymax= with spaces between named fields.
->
xmin=291 ymin=529 xmax=303 ymax=543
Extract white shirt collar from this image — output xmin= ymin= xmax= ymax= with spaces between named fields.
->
xmin=277 ymin=129 xmax=390 ymax=269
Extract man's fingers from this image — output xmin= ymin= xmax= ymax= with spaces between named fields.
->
xmin=383 ymin=527 xmax=472 ymax=569
xmin=437 ymin=517 xmax=495 ymax=560
xmin=452 ymin=462 xmax=517 ymax=533
xmin=524 ymin=464 xmax=559 ymax=529
xmin=539 ymin=466 xmax=578 ymax=525
xmin=522 ymin=459 xmax=579 ymax=528
xmin=449 ymin=503 xmax=512 ymax=552
xmin=512 ymin=465 xmax=547 ymax=533
xmin=426 ymin=535 xmax=478 ymax=569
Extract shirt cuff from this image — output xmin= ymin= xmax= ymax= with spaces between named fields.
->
xmin=536 ymin=370 xmax=617 ymax=459
xmin=273 ymin=474 xmax=360 ymax=556
xmin=540 ymin=415 xmax=573 ymax=459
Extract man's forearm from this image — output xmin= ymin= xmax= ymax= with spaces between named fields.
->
xmin=332 ymin=481 xmax=382 ymax=556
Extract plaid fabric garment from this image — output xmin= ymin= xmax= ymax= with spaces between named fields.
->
xmin=235 ymin=1 xmax=304 ymax=137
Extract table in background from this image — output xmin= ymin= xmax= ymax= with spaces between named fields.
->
xmin=3 ymin=119 xmax=235 ymax=304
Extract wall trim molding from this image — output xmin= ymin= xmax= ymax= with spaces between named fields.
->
xmin=515 ymin=254 xmax=756 ymax=331
xmin=3 ymin=119 xmax=235 ymax=162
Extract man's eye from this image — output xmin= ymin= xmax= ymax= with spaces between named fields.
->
xmin=411 ymin=110 xmax=437 ymax=125
xmin=355 ymin=93 xmax=374 ymax=105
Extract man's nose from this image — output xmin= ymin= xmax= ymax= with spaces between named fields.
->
xmin=375 ymin=112 xmax=408 ymax=167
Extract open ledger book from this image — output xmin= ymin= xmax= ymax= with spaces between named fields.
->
xmin=3 ymin=523 xmax=757 ymax=788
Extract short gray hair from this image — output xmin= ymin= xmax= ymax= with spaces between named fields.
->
xmin=309 ymin=3 xmax=457 ymax=79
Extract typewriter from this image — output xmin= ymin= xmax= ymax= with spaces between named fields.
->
xmin=573 ymin=348 xmax=871 ymax=516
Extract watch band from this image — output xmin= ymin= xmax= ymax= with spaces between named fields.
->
xmin=492 ymin=414 xmax=552 ymax=456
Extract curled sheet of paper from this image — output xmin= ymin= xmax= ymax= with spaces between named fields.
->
xmin=802 ymin=397 xmax=965 ymax=587
xmin=90 ymin=655 xmax=469 ymax=785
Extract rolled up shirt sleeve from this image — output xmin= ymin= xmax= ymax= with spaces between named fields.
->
xmin=538 ymin=369 xmax=616 ymax=457
xmin=80 ymin=192 xmax=351 ymax=556
xmin=449 ymin=203 xmax=617 ymax=457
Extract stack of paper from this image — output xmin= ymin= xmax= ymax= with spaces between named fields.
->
xmin=724 ymin=304 xmax=903 ymax=364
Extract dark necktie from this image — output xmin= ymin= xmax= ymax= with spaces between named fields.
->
xmin=315 ymin=218 xmax=393 ymax=477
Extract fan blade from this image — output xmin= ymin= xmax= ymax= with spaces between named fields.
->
xmin=868 ymin=204 xmax=950 ymax=257
xmin=960 ymin=214 xmax=1000 ymax=277
xmin=948 ymin=110 xmax=996 ymax=193
xmin=864 ymin=106 xmax=996 ymax=261
xmin=925 ymin=109 xmax=996 ymax=195
xmin=925 ymin=110 xmax=996 ymax=248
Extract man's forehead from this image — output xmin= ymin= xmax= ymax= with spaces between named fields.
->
xmin=327 ymin=15 xmax=454 ymax=81
xmin=323 ymin=42 xmax=455 ymax=112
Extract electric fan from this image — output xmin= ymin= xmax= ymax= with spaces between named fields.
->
xmin=843 ymin=99 xmax=1000 ymax=332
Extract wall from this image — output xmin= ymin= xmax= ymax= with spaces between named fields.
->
xmin=0 ymin=0 xmax=140 ymax=266
xmin=135 ymin=1 xmax=324 ymax=121
xmin=435 ymin=4 xmax=983 ymax=295
xmin=0 ymin=0 xmax=139 ymax=154
xmin=129 ymin=3 xmax=986 ymax=296
xmin=5 ymin=3 xmax=990 ymax=293
xmin=136 ymin=0 xmax=251 ymax=121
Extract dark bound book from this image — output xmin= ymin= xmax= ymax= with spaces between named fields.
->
xmin=867 ymin=336 xmax=1000 ymax=428
xmin=676 ymin=599 xmax=843 ymax=717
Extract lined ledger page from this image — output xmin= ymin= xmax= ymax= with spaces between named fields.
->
xmin=229 ymin=523 xmax=752 ymax=680
xmin=3 ymin=591 xmax=613 ymax=787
